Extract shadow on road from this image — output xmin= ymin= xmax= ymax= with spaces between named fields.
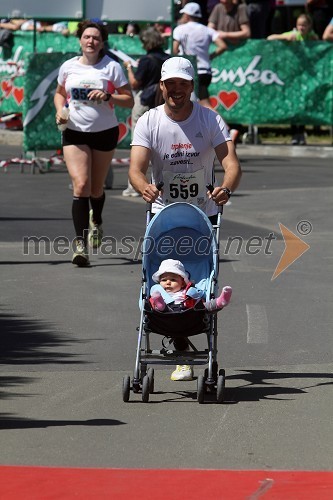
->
xmin=126 ymin=369 xmax=333 ymax=404
xmin=226 ymin=369 xmax=333 ymax=402
xmin=0 ymin=307 xmax=86 ymax=367
xmin=0 ymin=417 xmax=126 ymax=429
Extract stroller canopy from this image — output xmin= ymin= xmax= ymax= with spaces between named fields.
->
xmin=142 ymin=203 xmax=219 ymax=293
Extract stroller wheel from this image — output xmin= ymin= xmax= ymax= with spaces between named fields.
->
xmin=197 ymin=374 xmax=205 ymax=404
xmin=147 ymin=367 xmax=155 ymax=394
xmin=142 ymin=374 xmax=150 ymax=403
xmin=217 ymin=369 xmax=226 ymax=404
xmin=141 ymin=364 xmax=147 ymax=379
xmin=204 ymin=368 xmax=214 ymax=393
xmin=132 ymin=382 xmax=140 ymax=393
xmin=205 ymin=362 xmax=218 ymax=381
xmin=212 ymin=361 xmax=218 ymax=381
xmin=122 ymin=375 xmax=131 ymax=402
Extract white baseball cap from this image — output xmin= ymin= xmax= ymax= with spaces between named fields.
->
xmin=160 ymin=57 xmax=194 ymax=81
xmin=152 ymin=259 xmax=190 ymax=284
xmin=179 ymin=2 xmax=202 ymax=18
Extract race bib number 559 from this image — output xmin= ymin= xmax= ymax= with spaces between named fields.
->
xmin=162 ymin=170 xmax=206 ymax=207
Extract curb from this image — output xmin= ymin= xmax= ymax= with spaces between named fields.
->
xmin=237 ymin=144 xmax=333 ymax=159
xmin=0 ymin=129 xmax=23 ymax=147
xmin=0 ymin=130 xmax=332 ymax=159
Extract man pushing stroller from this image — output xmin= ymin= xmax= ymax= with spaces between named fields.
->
xmin=129 ymin=56 xmax=242 ymax=382
xmin=129 ymin=56 xmax=242 ymax=225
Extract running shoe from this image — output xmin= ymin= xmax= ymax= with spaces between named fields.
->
xmin=298 ymin=132 xmax=307 ymax=146
xmin=170 ymin=365 xmax=194 ymax=381
xmin=122 ymin=183 xmax=140 ymax=197
xmin=88 ymin=209 xmax=103 ymax=248
xmin=72 ymin=240 xmax=90 ymax=267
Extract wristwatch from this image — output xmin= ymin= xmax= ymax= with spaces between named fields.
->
xmin=104 ymin=93 xmax=112 ymax=101
xmin=221 ymin=187 xmax=232 ymax=199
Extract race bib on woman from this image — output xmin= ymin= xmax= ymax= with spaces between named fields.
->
xmin=69 ymin=79 xmax=101 ymax=108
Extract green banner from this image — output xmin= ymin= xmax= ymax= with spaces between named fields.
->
xmin=2 ymin=34 xmax=332 ymax=151
xmin=23 ymin=52 xmax=76 ymax=151
xmin=209 ymin=40 xmax=333 ymax=126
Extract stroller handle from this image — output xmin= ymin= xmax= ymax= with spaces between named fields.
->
xmin=145 ymin=182 xmax=164 ymax=226
xmin=206 ymin=184 xmax=224 ymax=214
xmin=146 ymin=182 xmax=164 ymax=213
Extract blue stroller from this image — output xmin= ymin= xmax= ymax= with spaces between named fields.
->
xmin=122 ymin=201 xmax=226 ymax=404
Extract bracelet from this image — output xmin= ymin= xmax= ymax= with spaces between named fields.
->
xmin=126 ymin=64 xmax=132 ymax=70
xmin=104 ymin=92 xmax=112 ymax=101
xmin=221 ymin=187 xmax=232 ymax=199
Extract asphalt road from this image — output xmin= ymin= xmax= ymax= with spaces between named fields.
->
xmin=0 ymin=142 xmax=332 ymax=471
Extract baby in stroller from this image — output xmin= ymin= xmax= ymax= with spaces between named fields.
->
xmin=149 ymin=259 xmax=232 ymax=381
xmin=150 ymin=259 xmax=232 ymax=313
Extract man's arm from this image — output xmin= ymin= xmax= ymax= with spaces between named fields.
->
xmin=210 ymin=36 xmax=228 ymax=59
xmin=173 ymin=39 xmax=181 ymax=54
xmin=267 ymin=31 xmax=294 ymax=41
xmin=129 ymin=145 xmax=160 ymax=202
xmin=208 ymin=141 xmax=242 ymax=205
xmin=323 ymin=21 xmax=333 ymax=41
xmin=124 ymin=61 xmax=141 ymax=90
xmin=0 ymin=19 xmax=24 ymax=30
xmin=219 ymin=22 xmax=251 ymax=43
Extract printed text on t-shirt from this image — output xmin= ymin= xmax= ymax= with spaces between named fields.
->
xmin=171 ymin=143 xmax=192 ymax=150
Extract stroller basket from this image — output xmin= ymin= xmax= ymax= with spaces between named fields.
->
xmin=144 ymin=305 xmax=210 ymax=337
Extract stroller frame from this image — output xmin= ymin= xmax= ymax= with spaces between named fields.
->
xmin=123 ymin=201 xmax=226 ymax=404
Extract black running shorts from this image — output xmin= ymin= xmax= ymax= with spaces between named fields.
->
xmin=198 ymin=73 xmax=212 ymax=100
xmin=62 ymin=126 xmax=119 ymax=152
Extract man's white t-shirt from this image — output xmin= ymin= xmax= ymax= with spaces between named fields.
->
xmin=173 ymin=21 xmax=219 ymax=74
xmin=131 ymin=102 xmax=231 ymax=216
xmin=57 ymin=55 xmax=128 ymax=132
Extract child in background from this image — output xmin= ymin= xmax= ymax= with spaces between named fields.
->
xmin=267 ymin=13 xmax=318 ymax=41
xmin=267 ymin=14 xmax=318 ymax=145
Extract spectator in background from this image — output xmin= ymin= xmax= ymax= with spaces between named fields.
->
xmin=306 ymin=0 xmax=333 ymax=39
xmin=267 ymin=14 xmax=318 ymax=145
xmin=20 ymin=19 xmax=42 ymax=31
xmin=322 ymin=17 xmax=333 ymax=40
xmin=208 ymin=0 xmax=251 ymax=44
xmin=0 ymin=18 xmax=24 ymax=53
xmin=0 ymin=19 xmax=25 ymax=31
xmin=154 ymin=17 xmax=172 ymax=39
xmin=125 ymin=22 xmax=140 ymax=37
xmin=207 ymin=0 xmax=220 ymax=18
xmin=245 ymin=0 xmax=274 ymax=39
xmin=173 ymin=2 xmax=227 ymax=110
xmin=208 ymin=0 xmax=250 ymax=143
xmin=67 ymin=22 xmax=79 ymax=35
xmin=38 ymin=21 xmax=69 ymax=36
xmin=180 ymin=0 xmax=210 ymax=25
xmin=267 ymin=13 xmax=318 ymax=41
